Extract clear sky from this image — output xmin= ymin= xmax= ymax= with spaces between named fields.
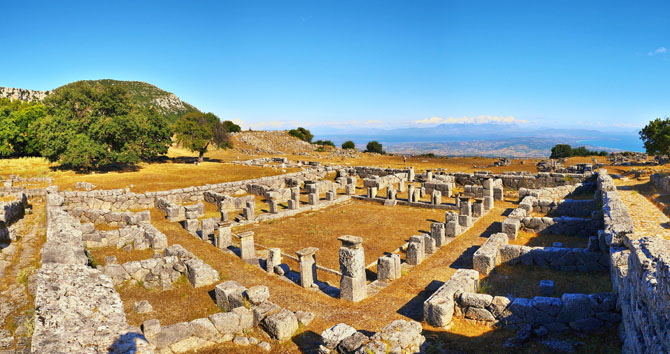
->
xmin=1 ymin=1 xmax=669 ymax=133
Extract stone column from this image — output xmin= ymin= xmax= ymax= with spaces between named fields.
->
xmin=326 ymin=190 xmax=336 ymax=201
xmin=345 ymin=184 xmax=356 ymax=195
xmin=459 ymin=197 xmax=471 ymax=216
xmin=201 ymin=218 xmax=217 ymax=241
xmin=426 ymin=171 xmax=433 ymax=182
xmin=431 ymin=222 xmax=446 ymax=247
xmin=377 ymin=254 xmax=401 ymax=282
xmin=406 ymin=235 xmax=425 ymax=265
xmin=184 ymin=219 xmax=199 ymax=234
xmin=217 ymin=224 xmax=232 ymax=249
xmin=338 ymin=235 xmax=367 ymax=302
xmin=472 ymin=199 xmax=484 ymax=217
xmin=420 ymin=187 xmax=426 ymax=198
xmin=408 ymin=167 xmax=415 ymax=182
xmin=431 ymin=190 xmax=442 ymax=206
xmin=367 ymin=187 xmax=377 ymax=199
xmin=239 ymin=231 xmax=258 ymax=265
xmin=408 ymin=185 xmax=415 ymax=202
xmin=308 ymin=193 xmax=318 ymax=205
xmin=422 ymin=234 xmax=436 ymax=255
xmin=387 ymin=187 xmax=396 ymax=200
xmin=446 ymin=220 xmax=461 ymax=238
xmin=413 ymin=189 xmax=421 ymax=203
xmin=269 ymin=200 xmax=279 ymax=214
xmin=483 ymin=196 xmax=494 ymax=211
xmin=398 ymin=180 xmax=407 ymax=192
xmin=296 ymin=247 xmax=318 ymax=288
xmin=243 ymin=207 xmax=255 ymax=221
xmin=291 ymin=187 xmax=300 ymax=201
xmin=219 ymin=207 xmax=229 ymax=222
xmin=266 ymin=248 xmax=282 ymax=274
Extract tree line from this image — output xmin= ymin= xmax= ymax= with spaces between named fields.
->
xmin=289 ymin=127 xmax=384 ymax=153
xmin=550 ymin=144 xmax=608 ymax=159
xmin=0 ymin=81 xmax=240 ymax=170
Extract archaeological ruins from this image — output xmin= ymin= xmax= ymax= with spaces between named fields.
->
xmin=0 ymin=158 xmax=668 ymax=353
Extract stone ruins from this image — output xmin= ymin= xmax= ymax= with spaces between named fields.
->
xmin=1 ymin=158 xmax=668 ymax=353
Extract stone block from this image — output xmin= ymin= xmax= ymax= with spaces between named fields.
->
xmin=326 ymin=190 xmax=336 ymax=201
xmin=431 ymin=190 xmax=442 ymax=205
xmin=288 ymin=199 xmax=299 ymax=210
xmin=345 ymin=184 xmax=356 ymax=195
xmin=556 ymin=294 xmax=593 ymax=323
xmin=269 ymin=200 xmax=279 ymax=214
xmin=446 ymin=220 xmax=460 ymax=238
xmin=209 ymin=312 xmax=240 ymax=335
xmin=367 ymin=187 xmax=377 ymax=199
xmin=266 ymin=248 xmax=282 ymax=274
xmin=217 ymin=225 xmax=232 ymax=249
xmin=185 ymin=259 xmax=220 ymax=288
xmin=406 ymin=237 xmax=424 ymax=265
xmin=502 ymin=218 xmax=520 ymax=239
xmin=340 ymin=275 xmax=367 ymax=302
xmin=539 ymin=280 xmax=555 ymax=297
xmin=472 ymin=200 xmax=484 ymax=217
xmin=239 ymin=231 xmax=257 ymax=264
xmin=458 ymin=214 xmax=472 ymax=228
xmin=472 ymin=233 xmax=508 ymax=275
xmin=243 ymin=206 xmax=254 ymax=221
xmin=308 ymin=193 xmax=318 ymax=205
xmin=377 ymin=254 xmax=401 ymax=282
xmin=483 ymin=196 xmax=494 ymax=211
xmin=261 ymin=309 xmax=299 ymax=341
xmin=232 ymin=306 xmax=254 ymax=330
xmin=321 ymin=323 xmax=357 ymax=349
xmin=245 ymin=285 xmax=270 ymax=304
xmin=423 ymin=234 xmax=436 ymax=255
xmin=430 ymin=222 xmax=446 ymax=247
xmin=253 ymin=301 xmax=281 ymax=326
xmin=215 ymin=280 xmax=246 ymax=311
xmin=297 ymin=247 xmax=318 ymax=288
xmin=184 ymin=219 xmax=198 ymax=234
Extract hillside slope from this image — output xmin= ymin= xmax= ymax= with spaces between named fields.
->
xmin=53 ymin=80 xmax=200 ymax=123
xmin=1 ymin=80 xmax=200 ymax=123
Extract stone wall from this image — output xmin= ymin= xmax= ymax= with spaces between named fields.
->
xmin=599 ymin=170 xmax=670 ymax=353
xmin=60 ymin=169 xmax=326 ymax=211
xmin=518 ymin=182 xmax=594 ymax=202
xmin=32 ymin=193 xmax=152 ymax=353
xmin=519 ymin=216 xmax=601 ymax=237
xmin=319 ymin=320 xmax=425 ymax=353
xmin=449 ymin=171 xmax=592 ymax=189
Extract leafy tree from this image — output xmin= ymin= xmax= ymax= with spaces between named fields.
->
xmin=341 ymin=140 xmax=355 ymax=150
xmin=599 ymin=150 xmax=608 ymax=156
xmin=550 ymin=144 xmax=573 ymax=159
xmin=571 ymin=146 xmax=590 ymax=157
xmin=222 ymin=120 xmax=241 ymax=133
xmin=37 ymin=81 xmax=172 ymax=169
xmin=0 ymin=98 xmax=46 ymax=157
xmin=174 ymin=112 xmax=230 ymax=162
xmin=288 ymin=127 xmax=313 ymax=143
xmin=314 ymin=140 xmax=335 ymax=147
xmin=365 ymin=141 xmax=385 ymax=154
xmin=639 ymin=118 xmax=670 ymax=156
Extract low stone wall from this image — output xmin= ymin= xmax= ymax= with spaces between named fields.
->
xmin=203 ymin=191 xmax=255 ymax=210
xmin=0 ymin=192 xmax=26 ymax=224
xmin=82 ymin=222 xmax=168 ymax=251
xmin=650 ymin=173 xmax=670 ymax=194
xmin=60 ymin=169 xmax=325 ymax=211
xmin=499 ymin=244 xmax=609 ymax=272
xmin=351 ymin=166 xmax=411 ymax=180
xmin=102 ymin=244 xmax=219 ymax=289
xmin=597 ymin=171 xmax=634 ymax=247
xmin=518 ymin=182 xmax=595 ymax=202
xmin=424 ymin=268 xmax=479 ymax=327
xmin=70 ymin=207 xmax=151 ymax=226
xmin=319 ymin=320 xmax=425 ymax=354
xmin=32 ymin=193 xmax=151 ymax=353
xmin=450 ymin=171 xmax=592 ymax=189
xmin=519 ymin=216 xmax=601 ymax=237
xmin=454 ymin=290 xmax=620 ymax=333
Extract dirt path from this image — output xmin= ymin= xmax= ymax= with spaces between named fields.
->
xmin=615 ymin=178 xmax=670 ymax=240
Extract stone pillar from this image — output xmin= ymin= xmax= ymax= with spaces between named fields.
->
xmin=266 ymin=248 xmax=282 ymax=274
xmin=326 ymin=190 xmax=336 ymax=201
xmin=422 ymin=234 xmax=436 ymax=255
xmin=406 ymin=235 xmax=425 ymax=265
xmin=483 ymin=196 xmax=494 ymax=211
xmin=408 ymin=167 xmax=415 ymax=182
xmin=269 ymin=200 xmax=279 ymax=214
xmin=459 ymin=197 xmax=471 ymax=216
xmin=338 ymin=235 xmax=367 ymax=302
xmin=345 ymin=184 xmax=356 ymax=195
xmin=308 ymin=193 xmax=318 ymax=205
xmin=446 ymin=220 xmax=461 ymax=238
xmin=426 ymin=171 xmax=433 ymax=182
xmin=387 ymin=187 xmax=396 ymax=201
xmin=367 ymin=187 xmax=377 ymax=199
xmin=407 ymin=185 xmax=415 ymax=202
xmin=296 ymin=247 xmax=318 ymax=288
xmin=431 ymin=190 xmax=442 ymax=206
xmin=291 ymin=187 xmax=300 ymax=201
xmin=201 ymin=218 xmax=217 ymax=241
xmin=431 ymin=222 xmax=446 ymax=247
xmin=413 ymin=189 xmax=421 ymax=203
xmin=217 ymin=224 xmax=232 ymax=249
xmin=184 ymin=219 xmax=199 ymax=234
xmin=472 ymin=199 xmax=484 ymax=218
xmin=220 ymin=207 xmax=229 ymax=222
xmin=458 ymin=214 xmax=472 ymax=228
xmin=420 ymin=187 xmax=426 ymax=198
xmin=398 ymin=180 xmax=407 ymax=192
xmin=377 ymin=254 xmax=401 ymax=282
xmin=243 ymin=207 xmax=255 ymax=221
xmin=239 ymin=231 xmax=258 ymax=265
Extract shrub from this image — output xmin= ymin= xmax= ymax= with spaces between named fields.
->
xmin=365 ymin=141 xmax=385 ymax=154
xmin=341 ymin=140 xmax=355 ymax=150
xmin=288 ymin=127 xmax=313 ymax=143
xmin=314 ymin=139 xmax=335 ymax=147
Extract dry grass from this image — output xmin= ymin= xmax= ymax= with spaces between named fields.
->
xmin=480 ymin=264 xmax=612 ymax=298
xmin=510 ymin=230 xmax=589 ymax=248
xmin=235 ymin=200 xmax=446 ymax=272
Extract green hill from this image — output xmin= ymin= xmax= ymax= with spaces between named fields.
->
xmin=52 ymin=79 xmax=200 ymax=123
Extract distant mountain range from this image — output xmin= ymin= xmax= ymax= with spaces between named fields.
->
xmin=314 ymin=123 xmax=644 ymax=157
xmin=1 ymin=80 xmax=199 ymax=123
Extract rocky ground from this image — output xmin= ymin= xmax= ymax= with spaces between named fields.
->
xmin=0 ymin=200 xmax=44 ymax=354
xmin=615 ymin=178 xmax=670 ymax=240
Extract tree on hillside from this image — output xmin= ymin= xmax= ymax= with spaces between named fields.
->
xmin=365 ymin=141 xmax=385 ymax=154
xmin=639 ymin=118 xmax=670 ymax=157
xmin=222 ymin=120 xmax=241 ymax=133
xmin=550 ymin=144 xmax=573 ymax=159
xmin=0 ymin=98 xmax=46 ymax=157
xmin=36 ymin=81 xmax=172 ymax=170
xmin=314 ymin=140 xmax=335 ymax=147
xmin=342 ymin=140 xmax=355 ymax=150
xmin=174 ymin=112 xmax=231 ymax=162
xmin=288 ymin=127 xmax=313 ymax=143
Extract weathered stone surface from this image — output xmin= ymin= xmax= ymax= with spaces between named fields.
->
xmin=465 ymin=307 xmax=496 ymax=321
xmin=539 ymin=280 xmax=555 ymax=297
xmin=459 ymin=292 xmax=493 ymax=308
xmin=245 ymin=285 xmax=270 ymax=304
xmin=134 ymin=300 xmax=153 ymax=314
xmin=338 ymin=332 xmax=369 ymax=353
xmin=321 ymin=323 xmax=357 ymax=349
xmin=473 ymin=233 xmax=508 ymax=275
xmin=142 ymin=319 xmax=161 ymax=338
xmin=295 ymin=311 xmax=315 ymax=326
xmin=185 ymin=259 xmax=219 ymax=287
xmin=424 ymin=269 xmax=479 ymax=327
xmin=232 ymin=306 xmax=254 ymax=331
xmin=253 ymin=301 xmax=281 ymax=326
xmin=214 ymin=280 xmax=246 ymax=311
xmin=209 ymin=312 xmax=240 ymax=335
xmin=556 ymin=294 xmax=593 ymax=323
xmin=261 ymin=309 xmax=299 ymax=341
xmin=189 ymin=318 xmax=220 ymax=342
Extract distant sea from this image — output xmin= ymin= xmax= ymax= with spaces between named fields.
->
xmin=578 ymin=134 xmax=645 ymax=152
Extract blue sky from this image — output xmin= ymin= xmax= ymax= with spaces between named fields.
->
xmin=1 ymin=1 xmax=669 ymax=133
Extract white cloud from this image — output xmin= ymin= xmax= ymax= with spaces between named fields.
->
xmin=414 ymin=115 xmax=528 ymax=125
xmin=648 ymin=46 xmax=667 ymax=56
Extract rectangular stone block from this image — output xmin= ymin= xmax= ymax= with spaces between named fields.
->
xmin=406 ymin=236 xmax=425 ymax=265
xmin=297 ymin=247 xmax=318 ymax=288
xmin=326 ymin=190 xmax=336 ymax=201
xmin=266 ymin=248 xmax=282 ymax=274
xmin=184 ymin=219 xmax=199 ymax=234
xmin=423 ymin=234 xmax=436 ymax=255
xmin=483 ymin=196 xmax=494 ymax=211
xmin=473 ymin=233 xmax=508 ymax=275
xmin=431 ymin=190 xmax=442 ymax=205
xmin=377 ymin=254 xmax=401 ymax=282
xmin=472 ymin=200 xmax=484 ymax=218
xmin=431 ymin=222 xmax=446 ymax=247
xmin=239 ymin=231 xmax=257 ymax=265
xmin=269 ymin=200 xmax=279 ymax=214
xmin=308 ymin=193 xmax=318 ymax=205
xmin=340 ymin=275 xmax=366 ymax=302
xmin=458 ymin=215 xmax=472 ymax=228
xmin=459 ymin=198 xmax=472 ymax=216
xmin=345 ymin=184 xmax=356 ymax=195
xmin=288 ymin=199 xmax=298 ymax=210
xmin=243 ymin=206 xmax=254 ymax=221
xmin=408 ymin=185 xmax=415 ymax=202
xmin=446 ymin=220 xmax=460 ymax=238
xmin=217 ymin=226 xmax=232 ymax=249
xmin=367 ymin=187 xmax=377 ymax=199
xmin=502 ymin=218 xmax=520 ymax=239
xmin=493 ymin=187 xmax=504 ymax=201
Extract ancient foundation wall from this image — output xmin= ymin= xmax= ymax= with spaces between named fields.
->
xmin=449 ymin=171 xmax=592 ymax=189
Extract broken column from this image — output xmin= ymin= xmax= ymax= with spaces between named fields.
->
xmin=413 ymin=189 xmax=421 ymax=203
xmin=431 ymin=190 xmax=442 ymax=206
xmin=338 ymin=235 xmax=367 ymax=302
xmin=219 ymin=206 xmax=228 ymax=222
xmin=420 ymin=186 xmax=426 ymax=198
xmin=239 ymin=231 xmax=258 ymax=265
xmin=217 ymin=223 xmax=232 ymax=249
xmin=296 ymin=247 xmax=318 ymax=288
xmin=430 ymin=222 xmax=446 ymax=247
xmin=408 ymin=167 xmax=415 ymax=182
xmin=367 ymin=187 xmax=378 ymax=199
xmin=406 ymin=236 xmax=425 ymax=265
xmin=184 ymin=219 xmax=199 ymax=234
xmin=472 ymin=199 xmax=484 ymax=218
xmin=407 ymin=184 xmax=415 ymax=203
xmin=377 ymin=254 xmax=401 ymax=282
xmin=398 ymin=180 xmax=407 ymax=192
xmin=266 ymin=248 xmax=282 ymax=274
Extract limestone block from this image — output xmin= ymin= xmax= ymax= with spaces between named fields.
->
xmin=326 ymin=190 xmax=336 ymax=201
xmin=297 ymin=247 xmax=318 ymax=288
xmin=261 ymin=309 xmax=299 ymax=341
xmin=446 ymin=220 xmax=460 ymax=238
xmin=239 ymin=231 xmax=257 ymax=264
xmin=209 ymin=312 xmax=240 ymax=335
xmin=430 ymin=222 xmax=446 ymax=247
xmin=472 ymin=200 xmax=484 ymax=217
xmin=266 ymin=248 xmax=282 ymax=274
xmin=215 ymin=280 xmax=246 ymax=311
xmin=367 ymin=187 xmax=378 ymax=199
xmin=321 ymin=323 xmax=357 ymax=349
xmin=269 ymin=200 xmax=279 ymax=214
xmin=483 ymin=196 xmax=494 ymax=211
xmin=245 ymin=285 xmax=270 ymax=305
xmin=217 ymin=225 xmax=232 ymax=249
xmin=472 ymin=233 xmax=508 ymax=275
xmin=458 ymin=215 xmax=472 ymax=228
xmin=253 ymin=301 xmax=281 ymax=326
xmin=377 ymin=254 xmax=401 ymax=282
xmin=431 ymin=190 xmax=442 ymax=205
xmin=406 ymin=236 xmax=424 ymax=265
xmin=345 ymin=184 xmax=356 ymax=195
xmin=185 ymin=259 xmax=219 ymax=287
xmin=502 ymin=218 xmax=520 ymax=239
xmin=423 ymin=234 xmax=436 ymax=255
xmin=308 ymin=193 xmax=318 ymax=205
xmin=340 ymin=275 xmax=367 ymax=302
xmin=184 ymin=219 xmax=199 ymax=234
